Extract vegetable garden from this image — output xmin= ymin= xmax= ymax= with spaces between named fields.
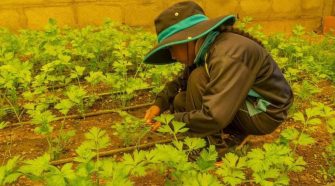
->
xmin=0 ymin=18 xmax=335 ymax=185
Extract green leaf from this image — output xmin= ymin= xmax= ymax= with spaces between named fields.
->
xmin=253 ymin=168 xmax=280 ymax=186
xmin=274 ymin=175 xmax=290 ymax=185
xmin=74 ymin=144 xmax=96 ymax=163
xmin=182 ymin=172 xmax=222 ymax=186
xmin=85 ymin=71 xmax=106 ymax=85
xmin=84 ymin=127 xmax=110 ymax=150
xmin=195 ymin=145 xmax=218 ymax=171
xmin=66 ymin=85 xmax=87 ymax=104
xmin=3 ymin=173 xmax=21 ymax=184
xmin=19 ymin=153 xmax=51 ymax=177
xmin=100 ymin=159 xmax=133 ymax=186
xmin=0 ymin=156 xmax=21 ymax=185
xmin=75 ymin=66 xmax=85 ymax=76
xmin=216 ymin=153 xmax=246 ymax=186
xmin=0 ymin=167 xmax=5 ymax=184
xmin=327 ymin=118 xmax=335 ymax=134
xmin=0 ymin=122 xmax=8 ymax=129
xmin=55 ymin=99 xmax=74 ymax=115
xmin=23 ymin=103 xmax=36 ymax=110
xmin=280 ymin=128 xmax=299 ymax=141
xmin=280 ymin=128 xmax=314 ymax=146
xmin=61 ymin=163 xmax=76 ymax=181
xmin=288 ymin=156 xmax=306 ymax=172
xmin=184 ymin=137 xmax=206 ymax=151
xmin=172 ymin=140 xmax=184 ymax=151
xmin=171 ymin=121 xmax=189 ymax=135
xmin=22 ymin=91 xmax=35 ymax=101
xmin=296 ymin=133 xmax=315 ymax=145
xmin=4 ymin=156 xmax=21 ymax=171
xmin=154 ymin=114 xmax=174 ymax=125
xmin=31 ymin=110 xmax=56 ymax=135
xmin=293 ymin=112 xmax=305 ymax=123
xmin=122 ymin=150 xmax=148 ymax=177
xmin=157 ymin=125 xmax=173 ymax=134
xmin=246 ymin=148 xmax=265 ymax=172
xmin=306 ymin=118 xmax=321 ymax=125
xmin=223 ymin=153 xmax=247 ymax=169
xmin=306 ymin=108 xmax=322 ymax=119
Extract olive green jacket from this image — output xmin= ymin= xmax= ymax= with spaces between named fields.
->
xmin=154 ymin=32 xmax=293 ymax=134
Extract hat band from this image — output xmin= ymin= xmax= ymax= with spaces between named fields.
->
xmin=157 ymin=14 xmax=208 ymax=43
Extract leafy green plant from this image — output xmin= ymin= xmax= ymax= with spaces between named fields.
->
xmin=314 ymin=103 xmax=335 ymax=181
xmin=0 ymin=156 xmax=22 ymax=185
xmin=292 ymin=80 xmax=320 ymax=101
xmin=24 ymin=102 xmax=70 ymax=160
xmin=215 ymin=143 xmax=306 ymax=186
xmin=112 ymin=111 xmax=150 ymax=146
xmin=155 ymin=114 xmax=189 ymax=141
xmin=19 ymin=153 xmax=76 ymax=186
xmin=52 ymin=99 xmax=76 ymax=159
xmin=145 ymin=64 xmax=183 ymax=94
xmin=216 ymin=152 xmax=247 ymax=185
xmin=180 ymin=172 xmax=222 ymax=186
xmin=62 ymin=85 xmax=94 ymax=116
xmin=76 ymin=127 xmax=111 ymax=185
xmin=85 ymin=71 xmax=107 ymax=86
xmin=280 ymin=107 xmax=322 ymax=152
xmin=0 ymin=57 xmax=32 ymax=122
xmin=0 ymin=121 xmax=8 ymax=129
xmin=30 ymin=109 xmax=57 ymax=155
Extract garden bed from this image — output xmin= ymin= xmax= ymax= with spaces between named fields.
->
xmin=1 ymin=19 xmax=335 ymax=186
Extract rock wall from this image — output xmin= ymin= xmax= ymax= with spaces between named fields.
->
xmin=0 ymin=0 xmax=334 ymax=33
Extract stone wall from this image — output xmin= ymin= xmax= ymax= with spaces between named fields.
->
xmin=0 ymin=0 xmax=334 ymax=33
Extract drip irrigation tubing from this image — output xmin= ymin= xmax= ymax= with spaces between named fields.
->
xmin=51 ymin=136 xmax=188 ymax=166
xmin=5 ymin=102 xmax=153 ymax=129
xmin=1 ymin=86 xmax=154 ymax=112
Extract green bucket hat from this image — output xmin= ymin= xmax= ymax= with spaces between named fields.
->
xmin=143 ymin=1 xmax=236 ymax=64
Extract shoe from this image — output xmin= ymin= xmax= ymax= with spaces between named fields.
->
xmin=206 ymin=130 xmax=248 ymax=159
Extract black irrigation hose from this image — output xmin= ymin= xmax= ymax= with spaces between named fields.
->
xmin=51 ymin=136 xmax=188 ymax=166
xmin=1 ymin=86 xmax=155 ymax=112
xmin=82 ymin=86 xmax=154 ymax=99
xmin=5 ymin=102 xmax=154 ymax=128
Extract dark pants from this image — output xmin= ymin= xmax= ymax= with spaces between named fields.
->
xmin=172 ymin=66 xmax=281 ymax=136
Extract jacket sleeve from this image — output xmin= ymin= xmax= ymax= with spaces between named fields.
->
xmin=154 ymin=68 xmax=188 ymax=112
xmin=174 ymin=54 xmax=257 ymax=134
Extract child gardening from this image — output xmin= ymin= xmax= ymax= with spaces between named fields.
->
xmin=143 ymin=1 xmax=293 ymax=150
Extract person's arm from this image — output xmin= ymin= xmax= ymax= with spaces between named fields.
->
xmin=145 ymin=67 xmax=189 ymax=124
xmin=154 ymin=75 xmax=184 ymax=112
xmin=174 ymin=54 xmax=257 ymax=134
xmin=154 ymin=66 xmax=192 ymax=112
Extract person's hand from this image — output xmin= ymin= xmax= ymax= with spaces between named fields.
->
xmin=144 ymin=105 xmax=161 ymax=124
xmin=150 ymin=121 xmax=161 ymax=132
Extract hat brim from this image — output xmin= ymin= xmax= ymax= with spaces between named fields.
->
xmin=143 ymin=15 xmax=236 ymax=65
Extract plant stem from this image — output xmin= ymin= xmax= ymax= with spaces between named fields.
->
xmin=95 ymin=141 xmax=100 ymax=186
xmin=56 ymin=115 xmax=67 ymax=155
xmin=173 ymin=133 xmax=178 ymax=142
xmin=293 ymin=118 xmax=309 ymax=153
xmin=3 ymin=94 xmax=21 ymax=123
xmin=46 ymin=136 xmax=53 ymax=158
